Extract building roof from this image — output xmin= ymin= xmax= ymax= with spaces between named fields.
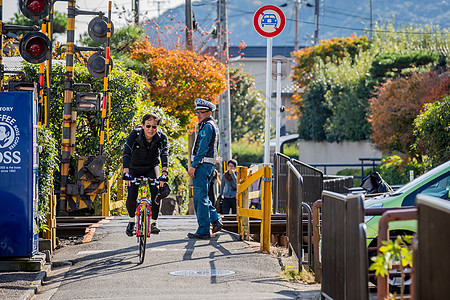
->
xmin=204 ymin=46 xmax=304 ymax=59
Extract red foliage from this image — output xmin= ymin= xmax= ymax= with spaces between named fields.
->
xmin=369 ymin=71 xmax=450 ymax=156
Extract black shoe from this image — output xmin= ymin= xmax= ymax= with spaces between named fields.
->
xmin=126 ymin=222 xmax=135 ymax=237
xmin=187 ymin=232 xmax=210 ymax=239
xmin=212 ymin=219 xmax=223 ymax=233
xmin=151 ymin=223 xmax=160 ymax=234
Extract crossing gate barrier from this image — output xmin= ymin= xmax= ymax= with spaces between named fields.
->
xmin=236 ymin=165 xmax=272 ymax=253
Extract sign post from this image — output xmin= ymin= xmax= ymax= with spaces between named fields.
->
xmin=253 ymin=5 xmax=285 ymax=164
xmin=272 ymin=55 xmax=291 ymax=153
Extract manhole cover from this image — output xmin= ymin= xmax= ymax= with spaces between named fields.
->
xmin=170 ymin=269 xmax=235 ymax=276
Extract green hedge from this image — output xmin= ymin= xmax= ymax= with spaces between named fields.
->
xmin=37 ymin=126 xmax=59 ymax=231
xmin=232 ymin=140 xmax=263 ymax=167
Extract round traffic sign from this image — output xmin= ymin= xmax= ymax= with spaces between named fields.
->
xmin=253 ymin=5 xmax=286 ymax=38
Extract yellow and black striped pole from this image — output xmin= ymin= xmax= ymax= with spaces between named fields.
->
xmin=45 ymin=0 xmax=54 ymax=128
xmin=99 ymin=1 xmax=112 ymax=155
xmin=38 ymin=21 xmax=47 ymax=126
xmin=58 ymin=0 xmax=76 ymax=216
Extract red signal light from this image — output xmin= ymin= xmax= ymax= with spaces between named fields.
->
xmin=26 ymin=38 xmax=46 ymax=57
xmin=27 ymin=0 xmax=46 ymax=13
xmin=19 ymin=32 xmax=50 ymax=64
xmin=20 ymin=0 xmax=49 ymax=20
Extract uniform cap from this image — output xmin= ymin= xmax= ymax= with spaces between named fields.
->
xmin=194 ymin=98 xmax=216 ymax=112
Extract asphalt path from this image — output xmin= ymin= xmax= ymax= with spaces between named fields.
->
xmin=31 ymin=216 xmax=321 ymax=300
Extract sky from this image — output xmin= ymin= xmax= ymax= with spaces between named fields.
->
xmin=3 ymin=0 xmax=186 ymax=42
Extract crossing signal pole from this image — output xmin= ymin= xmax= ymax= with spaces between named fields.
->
xmin=58 ymin=1 xmax=114 ymax=215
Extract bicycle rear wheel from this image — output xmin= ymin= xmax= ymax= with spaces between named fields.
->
xmin=138 ymin=206 xmax=148 ymax=264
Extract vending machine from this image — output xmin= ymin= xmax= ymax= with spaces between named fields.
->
xmin=0 ymin=90 xmax=39 ymax=257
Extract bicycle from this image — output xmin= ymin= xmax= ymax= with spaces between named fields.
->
xmin=129 ymin=176 xmax=160 ymax=264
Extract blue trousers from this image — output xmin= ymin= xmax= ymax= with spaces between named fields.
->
xmin=193 ymin=163 xmax=220 ymax=235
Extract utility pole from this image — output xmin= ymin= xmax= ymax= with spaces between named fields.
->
xmin=295 ymin=0 xmax=299 ymax=51
xmin=185 ymin=0 xmax=193 ymax=51
xmin=217 ymin=0 xmax=232 ymax=164
xmin=185 ymin=0 xmax=195 ymax=214
xmin=132 ymin=0 xmax=139 ymax=25
xmin=369 ymin=0 xmax=373 ymax=39
xmin=314 ymin=0 xmax=319 ymax=45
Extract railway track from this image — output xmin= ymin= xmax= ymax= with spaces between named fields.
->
xmin=56 ymin=216 xmax=110 ymax=237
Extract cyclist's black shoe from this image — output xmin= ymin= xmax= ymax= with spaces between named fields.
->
xmin=150 ymin=223 xmax=160 ymax=234
xmin=212 ymin=219 xmax=223 ymax=233
xmin=126 ymin=222 xmax=135 ymax=237
xmin=187 ymin=232 xmax=210 ymax=239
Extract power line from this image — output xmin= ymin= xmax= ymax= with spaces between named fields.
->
xmin=226 ymin=6 xmax=449 ymax=36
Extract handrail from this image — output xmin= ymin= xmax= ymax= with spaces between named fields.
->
xmin=302 ymin=202 xmax=313 ymax=266
xmin=236 ymin=165 xmax=272 ymax=253
xmin=286 ymin=161 xmax=313 ymax=268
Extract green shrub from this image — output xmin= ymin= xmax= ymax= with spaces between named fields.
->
xmin=378 ymin=155 xmax=431 ymax=185
xmin=336 ymin=168 xmax=374 ymax=187
xmin=232 ymin=140 xmax=263 ymax=167
xmin=414 ymin=95 xmax=450 ymax=166
xmin=37 ymin=126 xmax=59 ymax=231
xmin=283 ymin=142 xmax=299 ymax=159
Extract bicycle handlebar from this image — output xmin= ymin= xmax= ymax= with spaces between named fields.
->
xmin=124 ymin=175 xmax=160 ymax=185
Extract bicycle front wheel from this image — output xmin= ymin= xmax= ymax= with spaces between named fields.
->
xmin=138 ymin=206 xmax=148 ymax=264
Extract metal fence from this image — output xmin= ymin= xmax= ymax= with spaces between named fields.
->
xmin=321 ymin=191 xmax=368 ymax=300
xmin=323 ymin=175 xmax=354 ymax=194
xmin=286 ymin=161 xmax=313 ymax=269
xmin=415 ymin=194 xmax=450 ymax=299
xmin=291 ymin=158 xmax=324 ymax=208
xmin=273 ymin=152 xmax=291 ymax=213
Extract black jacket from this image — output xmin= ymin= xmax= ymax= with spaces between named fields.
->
xmin=123 ymin=127 xmax=169 ymax=175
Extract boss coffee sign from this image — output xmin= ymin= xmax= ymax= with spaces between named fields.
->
xmin=0 ymin=111 xmax=22 ymax=166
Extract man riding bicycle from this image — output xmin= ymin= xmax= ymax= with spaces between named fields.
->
xmin=123 ymin=113 xmax=169 ymax=236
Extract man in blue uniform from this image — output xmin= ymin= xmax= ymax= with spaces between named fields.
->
xmin=187 ymin=98 xmax=223 ymax=239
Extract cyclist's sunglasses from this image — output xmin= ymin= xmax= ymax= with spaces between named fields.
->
xmin=145 ymin=125 xmax=158 ymax=129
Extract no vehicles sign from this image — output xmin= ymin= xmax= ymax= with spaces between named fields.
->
xmin=253 ymin=5 xmax=286 ymax=38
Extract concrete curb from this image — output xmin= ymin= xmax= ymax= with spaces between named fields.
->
xmin=19 ymin=263 xmax=51 ymax=300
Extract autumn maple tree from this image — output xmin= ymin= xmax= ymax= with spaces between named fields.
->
xmin=131 ymin=39 xmax=227 ymax=131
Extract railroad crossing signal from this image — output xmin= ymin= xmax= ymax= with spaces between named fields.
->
xmin=87 ymin=52 xmax=113 ymax=78
xmin=88 ymin=16 xmax=115 ymax=43
xmin=13 ymin=0 xmax=51 ymax=64
xmin=19 ymin=32 xmax=51 ymax=64
xmin=19 ymin=0 xmax=50 ymax=20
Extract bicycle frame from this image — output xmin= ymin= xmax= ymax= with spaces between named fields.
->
xmin=134 ymin=178 xmax=154 ymax=237
xmin=131 ymin=177 xmax=159 ymax=264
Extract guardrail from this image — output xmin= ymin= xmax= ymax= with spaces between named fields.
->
xmin=320 ymin=191 xmax=369 ymax=300
xmin=286 ymin=161 xmax=313 ymax=270
xmin=236 ymin=165 xmax=272 ymax=253
xmin=101 ymin=168 xmax=126 ymax=216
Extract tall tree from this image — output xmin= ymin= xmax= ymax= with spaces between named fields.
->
xmin=229 ymin=67 xmax=265 ymax=142
xmin=369 ymin=71 xmax=450 ymax=158
xmin=130 ymin=40 xmax=227 ymax=130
